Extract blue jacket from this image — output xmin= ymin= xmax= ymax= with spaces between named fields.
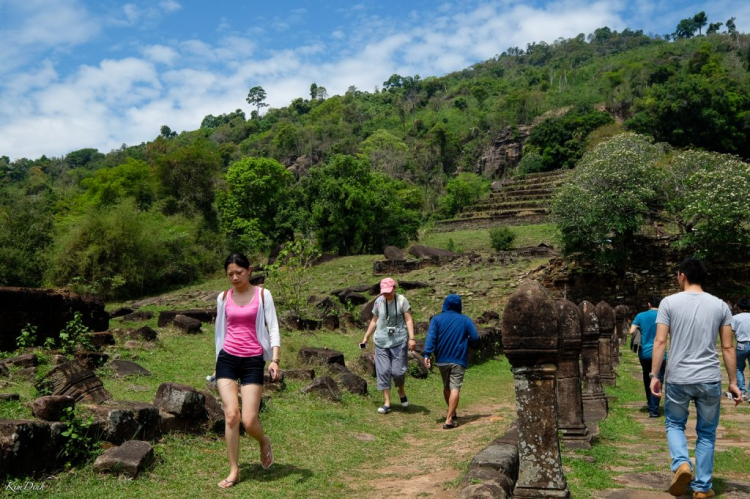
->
xmin=423 ymin=294 xmax=479 ymax=368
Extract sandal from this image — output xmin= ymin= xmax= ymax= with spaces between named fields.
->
xmin=443 ymin=422 xmax=458 ymax=430
xmin=261 ymin=435 xmax=273 ymax=469
xmin=218 ymin=478 xmax=240 ymax=489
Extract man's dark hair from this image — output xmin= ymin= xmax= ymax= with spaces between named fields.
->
xmin=648 ymin=294 xmax=662 ymax=308
xmin=678 ymin=258 xmax=707 ymax=286
xmin=738 ymin=297 xmax=750 ymax=311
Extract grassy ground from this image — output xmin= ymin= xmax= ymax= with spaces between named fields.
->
xmin=4 ymin=325 xmax=516 ymax=498
xmin=3 ymin=226 xmax=549 ymax=498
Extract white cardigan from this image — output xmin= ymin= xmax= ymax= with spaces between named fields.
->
xmin=215 ymin=287 xmax=281 ymax=362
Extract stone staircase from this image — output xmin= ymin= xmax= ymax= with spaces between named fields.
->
xmin=434 ymin=170 xmax=569 ymax=231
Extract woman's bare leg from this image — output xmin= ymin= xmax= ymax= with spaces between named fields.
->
xmin=240 ymin=383 xmax=272 ymax=467
xmin=217 ymin=379 xmax=241 ymax=486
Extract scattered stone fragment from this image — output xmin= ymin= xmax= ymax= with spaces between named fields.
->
xmin=32 ymin=395 xmax=75 ymax=421
xmin=93 ymin=440 xmax=154 ymax=478
xmin=283 ymin=369 xmax=315 ymax=381
xmin=110 ymin=307 xmax=135 ymax=318
xmin=35 ymin=361 xmax=112 ymax=403
xmin=297 ymin=347 xmax=345 ymax=367
xmin=172 ymin=314 xmax=202 ymax=334
xmin=110 ymin=360 xmax=151 ymax=378
xmin=301 ymin=376 xmax=342 ymax=402
xmin=154 ymin=382 xmax=207 ymax=420
xmin=122 ymin=311 xmax=154 ymax=322
xmin=1 ymin=353 xmax=38 ymax=368
xmin=337 ymin=373 xmax=367 ymax=395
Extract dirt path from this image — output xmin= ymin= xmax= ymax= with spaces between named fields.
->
xmin=359 ymin=403 xmax=515 ymax=498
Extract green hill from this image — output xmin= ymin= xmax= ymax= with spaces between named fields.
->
xmin=1 ymin=24 xmax=749 ymax=298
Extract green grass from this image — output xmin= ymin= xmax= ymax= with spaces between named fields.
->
xmin=420 ymin=224 xmax=558 ymax=254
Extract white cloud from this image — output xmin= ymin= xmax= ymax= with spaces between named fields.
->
xmin=0 ymin=0 xmax=100 ymax=70
xmin=159 ymin=0 xmax=182 ymax=13
xmin=2 ymin=0 xmax=750 ymax=160
xmin=141 ymin=45 xmax=179 ymax=65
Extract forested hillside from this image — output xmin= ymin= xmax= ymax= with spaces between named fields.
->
xmin=1 ymin=18 xmax=749 ymax=299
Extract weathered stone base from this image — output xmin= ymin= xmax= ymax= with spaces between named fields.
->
xmin=582 ymin=396 xmax=608 ymax=423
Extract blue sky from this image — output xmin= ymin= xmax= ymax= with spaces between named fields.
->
xmin=1 ymin=0 xmax=748 ymax=160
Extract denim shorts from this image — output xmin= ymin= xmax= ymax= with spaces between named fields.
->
xmin=215 ymin=349 xmax=265 ymax=386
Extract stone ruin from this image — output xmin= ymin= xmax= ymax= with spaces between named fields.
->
xmin=461 ymin=283 xmax=626 ymax=498
xmin=0 ymin=287 xmax=109 ymax=352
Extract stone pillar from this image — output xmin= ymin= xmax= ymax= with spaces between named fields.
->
xmin=502 ymin=280 xmax=570 ymax=498
xmin=595 ymin=301 xmax=616 ymax=386
xmin=614 ymin=305 xmax=629 ymax=345
xmin=578 ymin=301 xmax=608 ymax=423
xmin=555 ymin=299 xmax=591 ymax=450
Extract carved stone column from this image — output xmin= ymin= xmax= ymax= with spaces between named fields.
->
xmin=502 ymin=280 xmax=570 ymax=498
xmin=555 ymin=299 xmax=591 ymax=450
xmin=595 ymin=301 xmax=616 ymax=386
xmin=578 ymin=301 xmax=608 ymax=423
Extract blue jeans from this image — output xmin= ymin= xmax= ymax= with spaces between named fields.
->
xmin=664 ymin=382 xmax=721 ymax=493
xmin=639 ymin=356 xmax=665 ymax=415
xmin=737 ymin=341 xmax=750 ymax=395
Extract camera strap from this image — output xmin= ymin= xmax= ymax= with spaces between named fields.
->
xmin=384 ymin=294 xmax=401 ymax=326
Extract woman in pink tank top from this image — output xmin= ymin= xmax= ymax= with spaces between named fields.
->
xmin=214 ymin=253 xmax=280 ymax=489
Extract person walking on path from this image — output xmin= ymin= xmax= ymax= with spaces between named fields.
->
xmin=213 ymin=253 xmax=281 ymax=489
xmin=650 ymin=258 xmax=742 ymax=498
xmin=731 ymin=297 xmax=750 ymax=402
xmin=629 ymin=295 xmax=667 ymax=417
xmin=423 ymin=294 xmax=479 ymax=429
xmin=361 ymin=278 xmax=416 ymax=414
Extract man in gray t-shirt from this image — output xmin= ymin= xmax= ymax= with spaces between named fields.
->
xmin=650 ymin=258 xmax=741 ymax=498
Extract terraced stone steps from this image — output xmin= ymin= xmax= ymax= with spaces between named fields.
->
xmin=434 ymin=169 xmax=569 ymax=231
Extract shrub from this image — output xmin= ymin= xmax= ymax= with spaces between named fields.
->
xmin=438 ymin=173 xmax=490 ymax=218
xmin=489 ymin=227 xmax=516 ymax=251
xmin=47 ymin=200 xmax=216 ymax=299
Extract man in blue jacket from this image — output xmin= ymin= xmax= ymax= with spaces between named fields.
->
xmin=423 ymin=294 xmax=479 ymax=429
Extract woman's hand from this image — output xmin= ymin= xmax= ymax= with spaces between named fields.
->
xmin=269 ymin=362 xmax=279 ymax=382
xmin=408 ymin=338 xmax=417 ymax=351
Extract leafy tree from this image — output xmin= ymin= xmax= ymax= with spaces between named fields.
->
xmin=551 ymin=133 xmax=665 ymax=267
xmin=627 ymin=73 xmax=750 ymax=157
xmin=65 ymin=148 xmax=104 ymax=169
xmin=160 ymin=126 xmax=177 ymax=139
xmin=304 ymin=155 xmax=419 ymax=255
xmin=79 ymin=158 xmax=157 ymax=209
xmin=153 ymin=139 xmax=221 ymax=220
xmin=359 ymin=130 xmax=410 ymax=178
xmin=525 ymin=105 xmax=613 ymax=171
xmin=246 ymin=86 xmax=269 ymax=115
xmin=706 ymin=22 xmax=723 ymax=35
xmin=217 ymin=156 xmax=294 ymax=251
xmin=310 ymin=83 xmax=318 ymax=100
xmin=438 ymin=173 xmax=490 ymax=218
xmin=47 ymin=200 xmax=214 ymax=299
xmin=0 ymin=189 xmax=55 ymax=286
xmin=726 ymin=17 xmax=737 ymax=34
xmin=674 ymin=18 xmax=698 ymax=38
xmin=693 ymin=12 xmax=708 ymax=35
xmin=660 ymin=150 xmax=750 ymax=257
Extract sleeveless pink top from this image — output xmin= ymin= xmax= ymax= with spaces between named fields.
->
xmin=223 ymin=288 xmax=263 ymax=357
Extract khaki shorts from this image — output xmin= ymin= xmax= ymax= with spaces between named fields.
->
xmin=438 ymin=363 xmax=465 ymax=390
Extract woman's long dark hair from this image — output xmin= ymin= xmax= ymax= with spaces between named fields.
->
xmin=224 ymin=253 xmax=251 ymax=271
